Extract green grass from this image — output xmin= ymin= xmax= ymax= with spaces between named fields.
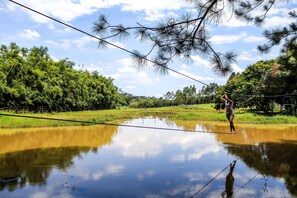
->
xmin=1 ymin=104 xmax=297 ymax=128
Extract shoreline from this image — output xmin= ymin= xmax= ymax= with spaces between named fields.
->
xmin=1 ymin=104 xmax=297 ymax=129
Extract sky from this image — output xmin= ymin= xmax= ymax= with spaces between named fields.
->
xmin=0 ymin=0 xmax=296 ymax=97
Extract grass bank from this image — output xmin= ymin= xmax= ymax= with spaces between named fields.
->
xmin=1 ymin=104 xmax=297 ymax=128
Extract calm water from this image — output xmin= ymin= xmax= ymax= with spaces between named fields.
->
xmin=0 ymin=117 xmax=297 ymax=198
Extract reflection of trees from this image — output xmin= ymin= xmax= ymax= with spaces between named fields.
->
xmin=0 ymin=125 xmax=118 ymax=154
xmin=174 ymin=121 xmax=297 ymax=196
xmin=0 ymin=147 xmax=87 ymax=191
xmin=226 ymin=141 xmax=297 ymax=196
xmin=199 ymin=122 xmax=297 ymax=196
xmin=0 ymin=125 xmax=118 ymax=192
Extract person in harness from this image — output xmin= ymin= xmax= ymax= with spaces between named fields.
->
xmin=221 ymin=92 xmax=236 ymax=133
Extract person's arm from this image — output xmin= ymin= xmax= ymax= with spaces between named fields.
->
xmin=225 ymin=94 xmax=234 ymax=107
xmin=221 ymin=93 xmax=226 ymax=102
xmin=230 ymin=161 xmax=236 ymax=173
xmin=228 ymin=98 xmax=234 ymax=108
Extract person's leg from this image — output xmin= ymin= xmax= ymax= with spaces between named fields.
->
xmin=229 ymin=115 xmax=236 ymax=133
xmin=226 ymin=113 xmax=232 ymax=132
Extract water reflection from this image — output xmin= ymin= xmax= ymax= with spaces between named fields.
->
xmin=222 ymin=161 xmax=236 ymax=198
xmin=0 ymin=118 xmax=296 ymax=197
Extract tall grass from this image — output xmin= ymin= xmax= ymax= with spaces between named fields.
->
xmin=1 ymin=104 xmax=297 ymax=128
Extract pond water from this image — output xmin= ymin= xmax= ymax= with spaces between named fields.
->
xmin=0 ymin=117 xmax=297 ymax=198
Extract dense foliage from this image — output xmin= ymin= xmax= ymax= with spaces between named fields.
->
xmin=215 ymin=43 xmax=297 ymax=115
xmin=121 ymin=84 xmax=218 ymax=108
xmin=0 ymin=43 xmax=126 ymax=112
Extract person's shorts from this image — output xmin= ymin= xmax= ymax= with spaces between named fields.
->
xmin=226 ymin=112 xmax=234 ymax=121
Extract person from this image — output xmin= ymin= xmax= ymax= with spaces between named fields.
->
xmin=221 ymin=92 xmax=236 ymax=133
xmin=222 ymin=161 xmax=237 ymax=198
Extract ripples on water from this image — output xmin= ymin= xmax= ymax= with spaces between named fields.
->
xmin=0 ymin=117 xmax=297 ymax=198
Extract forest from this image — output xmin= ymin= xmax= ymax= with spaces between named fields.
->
xmin=0 ymin=43 xmax=126 ymax=112
xmin=216 ymin=42 xmax=297 ymax=115
xmin=0 ymin=42 xmax=297 ymax=115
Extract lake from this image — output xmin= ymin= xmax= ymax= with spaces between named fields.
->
xmin=0 ymin=117 xmax=297 ymax=198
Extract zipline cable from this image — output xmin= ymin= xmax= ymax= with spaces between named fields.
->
xmin=7 ymin=0 xmax=209 ymax=86
xmin=0 ymin=113 xmax=233 ymax=135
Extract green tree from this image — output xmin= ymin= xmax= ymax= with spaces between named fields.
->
xmin=0 ymin=43 xmax=126 ymax=112
xmin=277 ymin=42 xmax=297 ymax=93
xmin=223 ymin=60 xmax=277 ymax=114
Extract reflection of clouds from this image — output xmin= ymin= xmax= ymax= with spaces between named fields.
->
xmin=234 ymin=188 xmax=256 ymax=197
xmin=188 ymin=145 xmax=220 ymax=161
xmin=168 ymin=132 xmax=221 ymax=161
xmin=171 ymin=154 xmax=186 ymax=163
xmin=70 ymin=164 xmax=124 ymax=181
xmin=261 ymin=187 xmax=292 ymax=197
xmin=92 ymin=172 xmax=104 ymax=180
xmin=166 ymin=185 xmax=190 ymax=197
xmin=112 ymin=130 xmax=163 ymax=158
xmin=184 ymin=172 xmax=206 ymax=182
xmin=159 ymin=184 xmax=201 ymax=198
xmin=208 ymin=169 xmax=226 ymax=180
xmin=137 ymin=170 xmax=155 ymax=181
xmin=30 ymin=191 xmax=74 ymax=198
xmin=71 ymin=166 xmax=90 ymax=180
xmin=112 ymin=119 xmax=222 ymax=161
xmin=145 ymin=194 xmax=164 ymax=198
xmin=167 ymin=132 xmax=218 ymax=150
xmin=30 ymin=192 xmax=49 ymax=198
xmin=106 ymin=165 xmax=124 ymax=176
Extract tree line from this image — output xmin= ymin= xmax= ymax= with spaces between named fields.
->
xmin=214 ymin=43 xmax=297 ymax=115
xmin=121 ymin=83 xmax=219 ymax=108
xmin=1 ymin=42 xmax=296 ymax=114
xmin=0 ymin=43 xmax=126 ymax=112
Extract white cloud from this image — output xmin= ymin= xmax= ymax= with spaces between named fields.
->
xmin=110 ymin=58 xmax=158 ymax=87
xmin=262 ymin=16 xmax=295 ymax=28
xmin=144 ymin=10 xmax=178 ymax=21
xmin=210 ymin=32 xmax=265 ymax=45
xmin=118 ymin=0 xmax=188 ymax=13
xmin=45 ymin=39 xmax=71 ymax=49
xmin=45 ymin=35 xmax=124 ymax=50
xmin=243 ymin=36 xmax=265 ymax=43
xmin=169 ymin=70 xmax=214 ymax=81
xmin=181 ymin=64 xmax=190 ymax=69
xmin=221 ymin=17 xmax=252 ymax=27
xmin=107 ymin=41 xmax=125 ymax=49
xmin=8 ymin=0 xmax=188 ymax=23
xmin=237 ymin=51 xmax=261 ymax=62
xmin=78 ymin=63 xmax=104 ymax=72
xmin=210 ymin=32 xmax=247 ymax=45
xmin=20 ymin=29 xmax=40 ymax=40
xmin=231 ymin=63 xmax=243 ymax=73
xmin=72 ymin=36 xmax=97 ymax=48
xmin=9 ymin=0 xmax=97 ymax=23
xmin=192 ymin=55 xmax=211 ymax=69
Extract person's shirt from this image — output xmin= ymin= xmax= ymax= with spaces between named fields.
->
xmin=225 ymin=100 xmax=233 ymax=113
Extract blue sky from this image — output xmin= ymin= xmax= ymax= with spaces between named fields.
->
xmin=1 ymin=0 xmax=296 ymax=97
